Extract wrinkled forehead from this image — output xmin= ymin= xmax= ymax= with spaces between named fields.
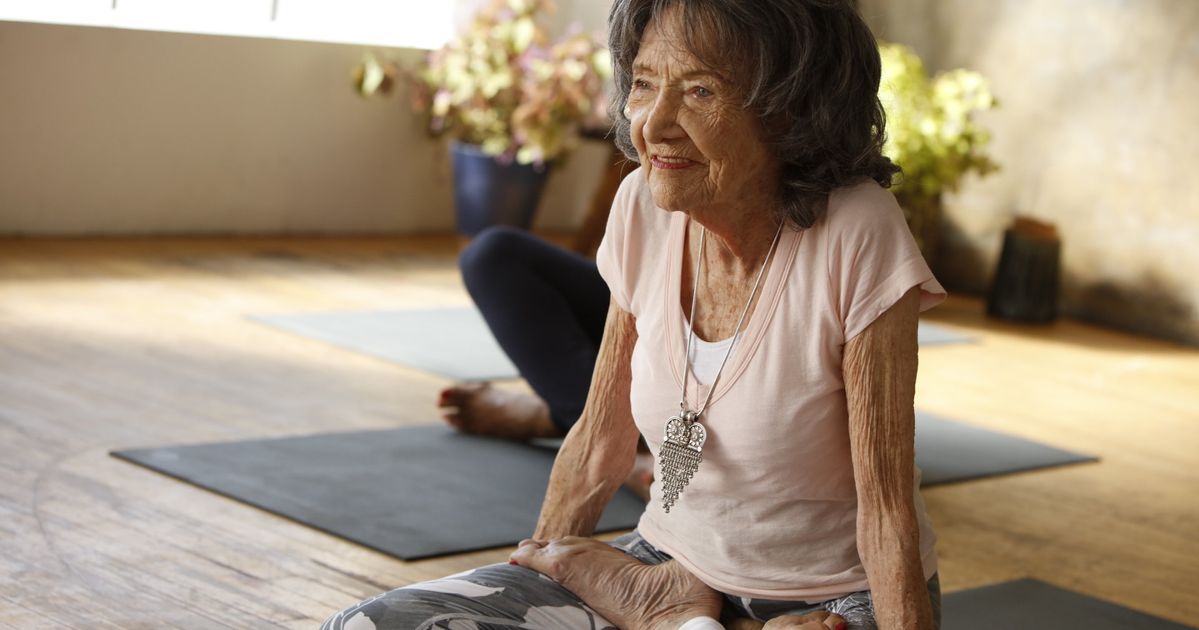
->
xmin=633 ymin=3 xmax=746 ymax=87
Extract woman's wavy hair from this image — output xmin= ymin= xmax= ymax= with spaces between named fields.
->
xmin=608 ymin=0 xmax=899 ymax=228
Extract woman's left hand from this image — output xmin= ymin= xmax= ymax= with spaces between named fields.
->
xmin=509 ymin=537 xmax=721 ymax=630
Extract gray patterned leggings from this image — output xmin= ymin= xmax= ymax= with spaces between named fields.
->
xmin=321 ymin=531 xmax=941 ymax=630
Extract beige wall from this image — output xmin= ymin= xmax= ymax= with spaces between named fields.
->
xmin=17 ymin=2 xmax=1193 ymax=342
xmin=0 ymin=16 xmax=610 ymax=235
xmin=861 ymin=0 xmax=1199 ymax=344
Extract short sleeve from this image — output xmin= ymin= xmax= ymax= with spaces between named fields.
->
xmin=594 ymin=170 xmax=641 ymax=313
xmin=826 ymin=183 xmax=947 ymax=342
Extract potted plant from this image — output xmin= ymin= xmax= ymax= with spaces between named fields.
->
xmin=360 ymin=0 xmax=611 ymax=236
xmin=878 ymin=43 xmax=998 ymax=260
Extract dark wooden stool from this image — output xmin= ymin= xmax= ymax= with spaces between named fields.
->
xmin=987 ymin=217 xmax=1061 ymax=322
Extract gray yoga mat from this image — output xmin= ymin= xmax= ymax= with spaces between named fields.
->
xmin=917 ymin=321 xmax=975 ymax=346
xmin=252 ymin=307 xmax=972 ymax=380
xmin=252 ymin=308 xmax=518 ymax=381
xmin=112 ymin=412 xmax=1092 ymax=561
xmin=526 ymin=412 xmax=1096 ymax=487
xmin=112 ymin=425 xmax=646 ymax=560
xmin=915 ymin=411 xmax=1095 ymax=486
xmin=942 ymin=578 xmax=1196 ymax=629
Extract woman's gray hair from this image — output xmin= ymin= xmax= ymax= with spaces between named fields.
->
xmin=607 ymin=0 xmax=899 ymax=228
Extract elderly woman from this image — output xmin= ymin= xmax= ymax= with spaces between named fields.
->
xmin=325 ymin=1 xmax=945 ymax=628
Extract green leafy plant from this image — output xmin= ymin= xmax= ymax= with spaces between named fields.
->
xmin=878 ymin=42 xmax=998 ymax=253
xmin=879 ymin=42 xmax=998 ymax=196
xmin=401 ymin=0 xmax=612 ymax=165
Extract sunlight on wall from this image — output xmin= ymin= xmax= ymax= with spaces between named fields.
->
xmin=0 ymin=0 xmax=456 ymax=49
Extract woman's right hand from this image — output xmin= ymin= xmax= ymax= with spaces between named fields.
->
xmin=509 ymin=536 xmax=721 ymax=630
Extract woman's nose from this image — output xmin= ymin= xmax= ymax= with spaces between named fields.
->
xmin=642 ymin=93 xmax=684 ymax=144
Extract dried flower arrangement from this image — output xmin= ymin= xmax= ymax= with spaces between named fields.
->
xmin=404 ymin=0 xmax=611 ymax=165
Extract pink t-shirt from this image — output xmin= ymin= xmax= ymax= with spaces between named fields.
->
xmin=596 ymin=168 xmax=946 ymax=601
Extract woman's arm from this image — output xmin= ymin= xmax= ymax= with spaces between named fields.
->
xmin=533 ymin=298 xmax=641 ymax=539
xmin=843 ymin=287 xmax=934 ymax=630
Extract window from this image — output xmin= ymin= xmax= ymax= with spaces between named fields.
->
xmin=0 ymin=0 xmax=459 ymax=49
xmin=273 ymin=0 xmax=455 ymax=50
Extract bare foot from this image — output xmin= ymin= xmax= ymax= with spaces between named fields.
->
xmin=438 ymin=382 xmax=560 ymax=440
xmin=763 ymin=612 xmax=846 ymax=629
xmin=727 ymin=619 xmax=767 ymax=630
xmin=724 ymin=612 xmax=847 ymax=629
xmin=509 ymin=537 xmax=721 ymax=630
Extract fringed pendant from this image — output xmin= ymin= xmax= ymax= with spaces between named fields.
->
xmin=658 ymin=410 xmax=706 ymax=513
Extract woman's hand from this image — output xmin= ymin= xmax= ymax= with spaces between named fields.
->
xmin=509 ymin=536 xmax=720 ymax=630
xmin=510 ymin=539 xmax=847 ymax=630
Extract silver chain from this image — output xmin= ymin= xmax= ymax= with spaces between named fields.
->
xmin=679 ymin=220 xmax=784 ymax=417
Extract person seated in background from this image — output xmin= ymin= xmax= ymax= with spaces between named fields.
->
xmin=442 ymin=216 xmax=663 ymax=498
xmin=437 ymin=223 xmax=609 ymax=443
xmin=326 ymin=0 xmax=944 ymax=628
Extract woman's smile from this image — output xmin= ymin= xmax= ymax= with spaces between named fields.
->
xmin=626 ymin=8 xmax=779 ymax=219
xmin=650 ymin=154 xmax=699 ymax=170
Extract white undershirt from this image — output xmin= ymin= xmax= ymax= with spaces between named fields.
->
xmin=683 ymin=319 xmax=737 ymax=386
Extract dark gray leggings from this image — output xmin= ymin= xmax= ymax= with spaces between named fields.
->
xmin=320 ymin=531 xmax=941 ymax=630
xmin=459 ymin=227 xmax=609 ymax=433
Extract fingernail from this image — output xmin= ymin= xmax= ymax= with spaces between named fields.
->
xmin=835 ymin=623 xmax=847 ymax=630
xmin=508 ymin=559 xmax=519 ymax=565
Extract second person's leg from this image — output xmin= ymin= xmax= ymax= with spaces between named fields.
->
xmin=445 ymin=227 xmax=609 ymax=438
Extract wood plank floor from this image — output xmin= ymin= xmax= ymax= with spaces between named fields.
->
xmin=1 ymin=237 xmax=1196 ymax=628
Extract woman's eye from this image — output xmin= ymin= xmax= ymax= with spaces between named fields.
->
xmin=692 ymin=86 xmax=714 ymax=98
xmin=632 ymin=79 xmax=652 ymax=91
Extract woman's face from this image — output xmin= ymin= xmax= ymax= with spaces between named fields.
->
xmin=627 ymin=9 xmax=778 ymax=217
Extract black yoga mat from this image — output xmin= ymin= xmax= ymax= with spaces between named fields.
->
xmin=527 ymin=412 xmax=1096 ymax=487
xmin=942 ymin=579 xmax=1196 ymax=629
xmin=915 ymin=412 xmax=1096 ymax=486
xmin=112 ymin=425 xmax=645 ymax=560
xmin=112 ymin=412 xmax=1093 ymax=560
xmin=251 ymin=307 xmax=972 ymax=381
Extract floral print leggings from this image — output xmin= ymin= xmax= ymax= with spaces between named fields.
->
xmin=321 ymin=531 xmax=941 ymax=630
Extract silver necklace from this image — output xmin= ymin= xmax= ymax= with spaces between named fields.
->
xmin=658 ymin=220 xmax=784 ymax=513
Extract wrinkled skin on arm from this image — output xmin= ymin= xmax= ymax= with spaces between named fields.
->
xmin=517 ymin=300 xmax=848 ymax=630
xmin=844 ymin=287 xmax=934 ymax=630
xmin=533 ymin=299 xmax=642 ymax=539
xmin=520 ymin=301 xmax=721 ymax=628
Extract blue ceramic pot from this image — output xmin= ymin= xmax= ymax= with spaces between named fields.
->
xmin=450 ymin=142 xmax=550 ymax=237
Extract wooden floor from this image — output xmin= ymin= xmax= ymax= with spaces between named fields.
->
xmin=1 ymin=237 xmax=1196 ymax=628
